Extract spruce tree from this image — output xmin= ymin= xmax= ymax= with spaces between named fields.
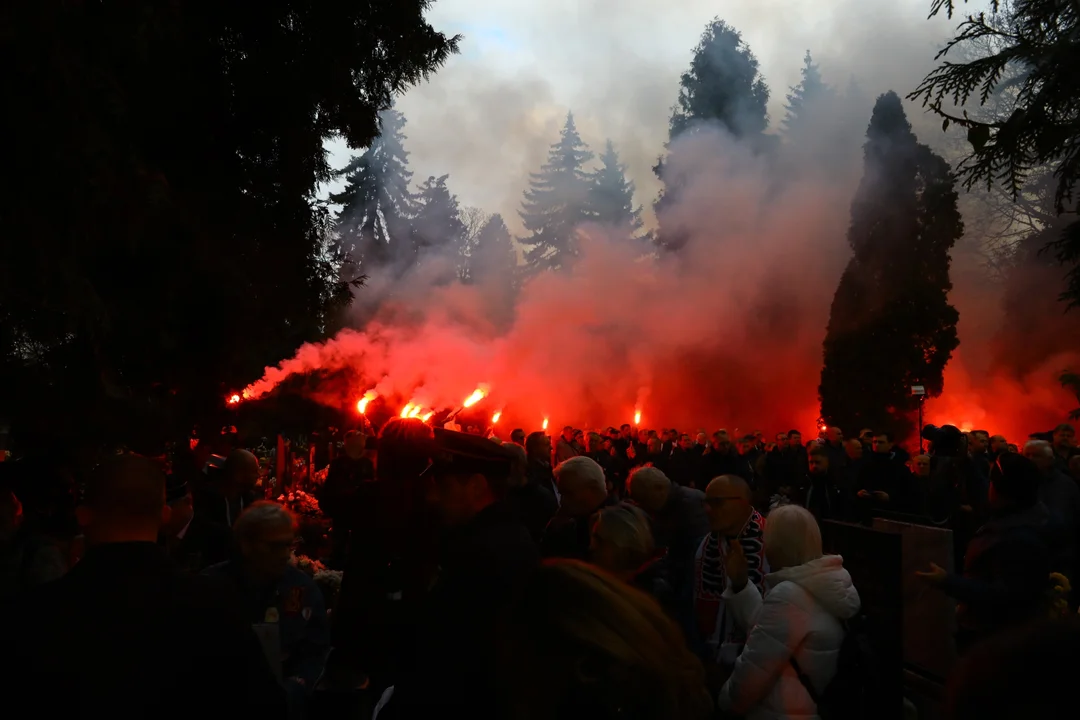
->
xmin=330 ymin=108 xmax=416 ymax=270
xmin=591 ymin=140 xmax=644 ymax=236
xmin=781 ymin=50 xmax=832 ymax=138
xmin=468 ymin=213 xmax=517 ymax=285
xmin=819 ymin=91 xmax=963 ymax=437
xmin=655 ymin=18 xmax=771 ymax=250
xmin=412 ymin=174 xmax=466 ymax=264
xmin=519 ymin=112 xmax=595 ymax=271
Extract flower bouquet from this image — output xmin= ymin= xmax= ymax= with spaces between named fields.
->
xmin=1047 ymin=572 xmax=1072 ymax=619
xmin=289 ymin=551 xmax=327 ymax=577
xmin=314 ymin=567 xmax=344 ymax=611
xmin=277 ymin=490 xmax=322 ymax=518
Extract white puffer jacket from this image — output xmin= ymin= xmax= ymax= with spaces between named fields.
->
xmin=716 ymin=555 xmax=861 ymax=720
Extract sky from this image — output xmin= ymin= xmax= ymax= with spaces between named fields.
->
xmin=323 ymin=0 xmax=963 ymax=233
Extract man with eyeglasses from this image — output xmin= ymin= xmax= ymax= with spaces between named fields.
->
xmin=205 ymin=501 xmax=329 ymax=718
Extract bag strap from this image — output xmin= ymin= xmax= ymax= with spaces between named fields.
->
xmin=789 ymin=655 xmax=822 ymax=707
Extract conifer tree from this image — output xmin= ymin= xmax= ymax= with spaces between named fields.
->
xmin=411 ymin=174 xmax=466 ymax=264
xmin=591 ymin=140 xmax=644 ymax=236
xmin=519 ymin=112 xmax=596 ymax=271
xmin=468 ymin=213 xmax=517 ymax=285
xmin=819 ymin=92 xmax=964 ymax=437
xmin=654 ymin=19 xmax=771 ymax=250
xmin=330 ymin=108 xmax=416 ymax=270
xmin=782 ymin=50 xmax=832 ymax=138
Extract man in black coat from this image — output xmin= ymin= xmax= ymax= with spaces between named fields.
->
xmin=161 ymin=472 xmax=232 ymax=572
xmin=378 ymin=429 xmax=539 ymax=720
xmin=1 ymin=454 xmax=286 ymax=720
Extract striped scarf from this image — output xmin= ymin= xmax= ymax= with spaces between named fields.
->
xmin=694 ymin=509 xmax=766 ymax=659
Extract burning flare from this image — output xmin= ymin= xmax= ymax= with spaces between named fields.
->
xmin=463 ymin=387 xmax=487 ymax=408
xmin=422 ymin=411 xmax=434 ymax=422
xmin=227 ymin=394 xmax=241 ymax=405
xmin=400 ymin=403 xmax=415 ymax=419
xmin=634 ymin=410 xmax=641 ymax=426
xmin=542 ymin=417 xmax=549 ymax=431
xmin=409 ymin=406 xmax=422 ymax=419
xmin=492 ymin=410 xmax=502 ymax=424
xmin=356 ymin=390 xmax=377 ymax=414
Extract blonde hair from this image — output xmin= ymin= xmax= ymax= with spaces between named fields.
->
xmin=592 ymin=503 xmax=655 ymax=574
xmin=500 ymin=560 xmax=712 ymax=720
xmin=764 ymin=504 xmax=822 ymax=570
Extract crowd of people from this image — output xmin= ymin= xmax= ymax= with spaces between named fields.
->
xmin=0 ymin=417 xmax=1078 ymax=719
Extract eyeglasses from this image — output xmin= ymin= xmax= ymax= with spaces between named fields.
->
xmin=703 ymin=496 xmax=745 ymax=506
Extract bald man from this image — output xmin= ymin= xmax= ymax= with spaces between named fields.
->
xmin=196 ymin=448 xmax=260 ymax=527
xmin=693 ymin=474 xmax=768 ymax=671
xmin=3 ymin=454 xmax=287 ymax=718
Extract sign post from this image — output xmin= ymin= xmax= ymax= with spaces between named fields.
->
xmin=911 ymin=385 xmax=926 ymax=452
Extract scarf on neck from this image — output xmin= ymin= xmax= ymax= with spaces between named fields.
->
xmin=694 ymin=508 xmax=766 ymax=643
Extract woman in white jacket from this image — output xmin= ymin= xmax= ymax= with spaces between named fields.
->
xmin=716 ymin=504 xmax=861 ymax=720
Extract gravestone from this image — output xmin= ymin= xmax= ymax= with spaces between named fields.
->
xmin=822 ymin=520 xmax=904 ymax=720
xmin=873 ymin=518 xmax=958 ymax=682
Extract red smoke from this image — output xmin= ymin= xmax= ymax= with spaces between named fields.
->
xmin=240 ymin=122 xmax=1078 ymax=441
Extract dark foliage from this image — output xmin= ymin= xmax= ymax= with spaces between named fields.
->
xmin=820 ymin=92 xmax=964 ymax=437
xmin=591 ymin=141 xmax=645 ymax=236
xmin=654 ymin=18 xmax=771 ymax=251
xmin=909 ymin=0 xmax=1080 ymax=307
xmin=412 ymin=174 xmax=466 ymax=276
xmin=331 ymin=108 xmax=418 ymax=273
xmin=0 ymin=1 xmax=459 ymax=450
xmin=519 ymin=112 xmax=596 ymax=271
xmin=782 ymin=51 xmax=834 ymax=138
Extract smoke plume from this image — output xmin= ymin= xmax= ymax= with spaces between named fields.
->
xmin=261 ymin=0 xmax=1079 ymax=442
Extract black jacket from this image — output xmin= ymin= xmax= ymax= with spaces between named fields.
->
xmin=380 ymin=502 xmax=539 ymax=720
xmin=0 ymin=541 xmax=286 ymax=720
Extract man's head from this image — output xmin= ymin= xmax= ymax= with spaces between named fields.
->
xmin=912 ymin=454 xmax=931 ymax=478
xmin=562 ymin=426 xmax=575 ymax=443
xmin=77 ymin=454 xmax=170 ymax=544
xmin=637 ymin=429 xmax=649 ymax=444
xmin=554 ymin=456 xmax=608 ymax=518
xmin=234 ymin=501 xmax=297 ymax=581
xmin=990 ymin=434 xmax=1008 ymax=455
xmin=696 ymin=432 xmax=708 ymax=446
xmin=808 ymin=446 xmax=829 ymax=475
xmin=704 ymin=475 xmax=752 ymax=536
xmin=510 ymin=428 xmax=526 ymax=446
xmin=223 ymin=449 xmax=260 ymax=494
xmin=343 ymin=430 xmax=366 ymax=459
xmin=969 ymin=431 xmax=990 ymax=454
xmin=678 ymin=434 xmax=693 ymax=451
xmin=585 ymin=432 xmax=605 ymax=454
xmin=858 ymin=428 xmax=874 ymax=445
xmin=872 ymin=432 xmax=894 ymax=455
xmin=787 ymin=430 xmax=802 ymax=448
xmin=163 ymin=473 xmax=194 ymax=536
xmin=627 ymin=466 xmax=671 ymax=514
xmin=525 ymin=431 xmax=551 ymax=462
xmin=988 ymin=453 xmax=1040 ymax=511
xmin=843 ymin=438 xmax=863 ymax=460
xmin=1022 ymin=440 xmax=1055 ymax=474
xmin=647 ymin=437 xmax=662 ymax=454
xmin=620 ymin=424 xmax=632 ymax=439
xmin=502 ymin=442 xmax=528 ymax=489
xmin=1053 ymin=424 xmax=1075 ymax=453
xmin=825 ymin=427 xmax=843 ymax=445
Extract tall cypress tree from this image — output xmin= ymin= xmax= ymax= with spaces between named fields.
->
xmin=819 ymin=92 xmax=963 ymax=436
xmin=655 ymin=18 xmax=771 ymax=251
xmin=330 ymin=107 xmax=416 ymax=270
xmin=591 ymin=140 xmax=644 ymax=236
xmin=782 ymin=50 xmax=832 ymax=138
xmin=519 ymin=112 xmax=596 ymax=271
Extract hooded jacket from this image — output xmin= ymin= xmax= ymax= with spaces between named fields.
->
xmin=717 ymin=555 xmax=861 ymax=720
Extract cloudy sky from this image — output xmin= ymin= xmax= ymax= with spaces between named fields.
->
xmin=324 ymin=0 xmax=964 ymax=232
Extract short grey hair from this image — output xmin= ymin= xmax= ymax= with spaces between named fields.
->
xmin=554 ymin=456 xmax=606 ymax=496
xmin=1024 ymin=439 xmax=1054 ymax=458
xmin=628 ymin=466 xmax=671 ymax=496
xmin=233 ymin=500 xmax=296 ymax=542
xmin=764 ymin=504 xmax=822 ymax=570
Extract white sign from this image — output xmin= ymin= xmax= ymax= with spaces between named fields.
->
xmin=911 ymin=385 xmax=926 ymax=396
